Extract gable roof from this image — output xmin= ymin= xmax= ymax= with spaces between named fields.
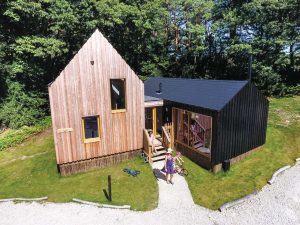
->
xmin=48 ymin=29 xmax=141 ymax=88
xmin=144 ymin=78 xmax=249 ymax=111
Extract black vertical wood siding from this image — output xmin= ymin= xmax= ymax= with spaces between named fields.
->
xmin=162 ymin=82 xmax=268 ymax=168
xmin=215 ymin=82 xmax=269 ymax=164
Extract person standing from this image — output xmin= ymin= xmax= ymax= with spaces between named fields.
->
xmin=165 ymin=148 xmax=174 ymax=184
xmin=148 ymin=130 xmax=157 ymax=154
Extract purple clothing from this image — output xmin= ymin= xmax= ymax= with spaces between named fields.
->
xmin=166 ymin=158 xmax=174 ymax=174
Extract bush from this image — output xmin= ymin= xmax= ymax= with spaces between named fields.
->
xmin=0 ymin=116 xmax=51 ymax=151
xmin=0 ymin=82 xmax=46 ymax=129
xmin=285 ymin=85 xmax=300 ymax=96
xmin=252 ymin=64 xmax=282 ymax=96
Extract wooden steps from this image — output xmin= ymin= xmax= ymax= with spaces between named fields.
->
xmin=156 ymin=135 xmax=163 ymax=143
xmin=194 ymin=142 xmax=203 ymax=149
xmin=143 ymin=130 xmax=169 ymax=163
xmin=151 ymin=136 xmax=166 ymax=162
xmin=152 ymin=155 xmax=166 ymax=162
xmin=153 ymin=150 xmax=166 ymax=156
xmin=155 ymin=145 xmax=164 ymax=151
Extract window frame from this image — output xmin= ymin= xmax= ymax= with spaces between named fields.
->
xmin=110 ymin=78 xmax=127 ymax=113
xmin=173 ymin=107 xmax=212 ymax=158
xmin=82 ymin=115 xmax=101 ymax=144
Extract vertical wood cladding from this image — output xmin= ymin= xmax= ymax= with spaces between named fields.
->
xmin=48 ymin=29 xmax=144 ymax=165
xmin=163 ymin=82 xmax=269 ymax=169
xmin=214 ymin=82 xmax=269 ymax=164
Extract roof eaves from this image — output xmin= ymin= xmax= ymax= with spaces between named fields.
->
xmin=218 ymin=80 xmax=249 ymax=112
xmin=164 ymin=99 xmax=220 ymax=112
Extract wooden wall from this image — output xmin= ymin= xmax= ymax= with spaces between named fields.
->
xmin=214 ymin=82 xmax=269 ymax=165
xmin=48 ymin=29 xmax=144 ymax=165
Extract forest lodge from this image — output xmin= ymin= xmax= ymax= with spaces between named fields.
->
xmin=48 ymin=29 xmax=269 ymax=175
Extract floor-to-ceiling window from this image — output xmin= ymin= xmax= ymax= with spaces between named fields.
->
xmin=174 ymin=108 xmax=212 ymax=157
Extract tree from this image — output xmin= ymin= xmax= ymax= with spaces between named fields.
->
xmin=0 ymin=0 xmax=299 ymax=128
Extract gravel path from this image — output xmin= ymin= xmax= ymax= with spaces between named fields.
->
xmin=0 ymin=162 xmax=300 ymax=225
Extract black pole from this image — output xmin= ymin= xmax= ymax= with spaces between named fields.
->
xmin=108 ymin=175 xmax=112 ymax=201
xmin=248 ymin=54 xmax=253 ymax=81
xmin=156 ymin=82 xmax=162 ymax=94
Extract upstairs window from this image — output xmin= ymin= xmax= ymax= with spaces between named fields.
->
xmin=82 ymin=116 xmax=100 ymax=143
xmin=110 ymin=79 xmax=126 ymax=112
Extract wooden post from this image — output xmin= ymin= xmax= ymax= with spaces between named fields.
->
xmin=152 ymin=107 xmax=157 ymax=136
xmin=108 ymin=175 xmax=112 ymax=201
xmin=187 ymin=112 xmax=190 ymax=146
xmin=171 ymin=108 xmax=175 ymax=148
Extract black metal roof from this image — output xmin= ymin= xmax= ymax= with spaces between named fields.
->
xmin=144 ymin=78 xmax=249 ymax=111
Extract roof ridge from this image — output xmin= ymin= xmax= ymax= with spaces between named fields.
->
xmin=148 ymin=77 xmax=248 ymax=83
xmin=144 ymin=78 xmax=249 ymax=111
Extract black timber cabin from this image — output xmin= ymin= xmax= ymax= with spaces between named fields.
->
xmin=144 ymin=78 xmax=269 ymax=172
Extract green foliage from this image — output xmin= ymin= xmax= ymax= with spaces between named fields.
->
xmin=0 ymin=0 xmax=299 ymax=129
xmin=252 ymin=64 xmax=282 ymax=96
xmin=14 ymin=36 xmax=67 ymax=58
xmin=0 ymin=116 xmax=51 ymax=151
xmin=0 ymin=82 xmax=46 ymax=129
xmin=284 ymin=84 xmax=300 ymax=96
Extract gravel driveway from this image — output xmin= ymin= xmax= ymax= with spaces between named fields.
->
xmin=0 ymin=162 xmax=299 ymax=225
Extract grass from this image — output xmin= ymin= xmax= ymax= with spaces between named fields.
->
xmin=183 ymin=96 xmax=300 ymax=210
xmin=0 ymin=97 xmax=299 ymax=211
xmin=0 ymin=130 xmax=158 ymax=211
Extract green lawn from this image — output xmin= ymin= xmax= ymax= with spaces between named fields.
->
xmin=183 ymin=96 xmax=300 ymax=210
xmin=1 ymin=97 xmax=299 ymax=212
xmin=0 ymin=130 xmax=158 ymax=211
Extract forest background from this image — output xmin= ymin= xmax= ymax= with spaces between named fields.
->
xmin=0 ymin=0 xmax=299 ymax=128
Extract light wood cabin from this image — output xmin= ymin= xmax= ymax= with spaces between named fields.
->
xmin=49 ymin=30 xmax=268 ymax=175
xmin=48 ymin=29 xmax=144 ymax=175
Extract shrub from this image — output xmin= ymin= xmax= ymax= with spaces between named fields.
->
xmin=0 ymin=116 xmax=52 ymax=151
xmin=0 ymin=82 xmax=46 ymax=129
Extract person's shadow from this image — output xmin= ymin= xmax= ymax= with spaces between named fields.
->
xmin=153 ymin=168 xmax=166 ymax=181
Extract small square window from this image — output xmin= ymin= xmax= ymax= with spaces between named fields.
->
xmin=82 ymin=116 xmax=100 ymax=143
xmin=110 ymin=79 xmax=126 ymax=112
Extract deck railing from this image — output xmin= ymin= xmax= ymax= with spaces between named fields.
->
xmin=162 ymin=122 xmax=174 ymax=149
xmin=162 ymin=126 xmax=171 ymax=149
xmin=143 ymin=129 xmax=153 ymax=164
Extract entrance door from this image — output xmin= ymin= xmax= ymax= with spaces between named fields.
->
xmin=145 ymin=107 xmax=162 ymax=137
xmin=145 ymin=107 xmax=153 ymax=131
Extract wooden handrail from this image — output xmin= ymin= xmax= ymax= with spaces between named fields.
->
xmin=162 ymin=125 xmax=171 ymax=149
xmin=164 ymin=123 xmax=172 ymax=136
xmin=163 ymin=122 xmax=174 ymax=148
xmin=194 ymin=118 xmax=206 ymax=131
xmin=143 ymin=129 xmax=153 ymax=164
xmin=162 ymin=126 xmax=171 ymax=143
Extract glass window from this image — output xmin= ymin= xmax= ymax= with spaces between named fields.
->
xmin=110 ymin=79 xmax=126 ymax=111
xmin=174 ymin=108 xmax=212 ymax=157
xmin=189 ymin=113 xmax=212 ymax=151
xmin=82 ymin=116 xmax=100 ymax=143
xmin=175 ymin=109 xmax=184 ymax=143
xmin=183 ymin=111 xmax=189 ymax=144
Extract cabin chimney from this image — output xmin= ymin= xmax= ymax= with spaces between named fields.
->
xmin=156 ymin=82 xmax=162 ymax=94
